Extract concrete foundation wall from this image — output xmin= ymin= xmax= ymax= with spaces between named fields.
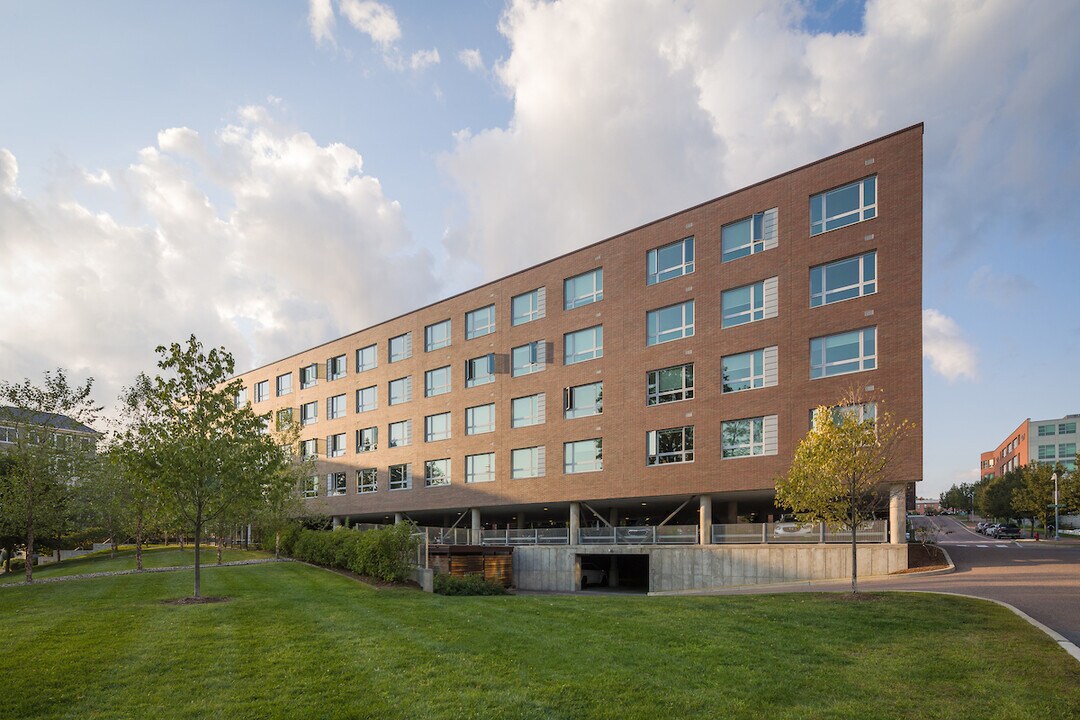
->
xmin=513 ymin=544 xmax=908 ymax=593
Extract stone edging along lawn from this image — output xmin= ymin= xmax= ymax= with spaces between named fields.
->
xmin=0 ymin=558 xmax=290 ymax=589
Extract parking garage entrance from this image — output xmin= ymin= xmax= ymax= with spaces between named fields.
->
xmin=579 ymin=553 xmax=649 ymax=592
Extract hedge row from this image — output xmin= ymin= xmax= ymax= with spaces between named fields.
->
xmin=286 ymin=523 xmax=418 ymax=583
xmin=433 ymin=573 xmax=508 ymax=596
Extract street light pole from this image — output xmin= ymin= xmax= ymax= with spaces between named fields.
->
xmin=1052 ymin=472 xmax=1059 ymax=541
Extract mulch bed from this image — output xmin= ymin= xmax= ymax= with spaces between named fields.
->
xmin=896 ymin=543 xmax=951 ymax=574
xmin=313 ymin=564 xmax=421 ymax=590
xmin=160 ymin=596 xmax=230 ymax=605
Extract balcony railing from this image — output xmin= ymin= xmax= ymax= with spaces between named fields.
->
xmin=578 ymin=525 xmax=699 ymax=545
xmin=480 ymin=528 xmax=570 ymax=546
xmin=711 ymin=520 xmax=889 ymax=544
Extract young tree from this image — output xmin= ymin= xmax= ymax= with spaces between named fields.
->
xmin=775 ymin=390 xmax=912 ymax=594
xmin=0 ymin=369 xmax=100 ymax=583
xmin=258 ymin=421 xmax=310 ymax=559
xmin=1013 ymin=462 xmax=1067 ymax=536
xmin=940 ymin=482 xmax=974 ymax=514
xmin=976 ymin=471 xmax=1021 ymax=521
xmin=137 ymin=335 xmax=285 ymax=598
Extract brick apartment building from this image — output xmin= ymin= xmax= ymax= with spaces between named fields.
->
xmin=232 ymin=124 xmax=924 ymax=546
xmin=981 ymin=413 xmax=1079 ymax=481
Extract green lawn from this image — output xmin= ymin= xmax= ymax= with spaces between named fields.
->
xmin=1 ymin=562 xmax=1078 ymax=719
xmin=0 ymin=546 xmax=271 ymax=584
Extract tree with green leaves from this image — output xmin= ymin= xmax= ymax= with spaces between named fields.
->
xmin=940 ymin=482 xmax=975 ymax=514
xmin=136 ymin=335 xmax=286 ymax=598
xmin=1013 ymin=461 xmax=1068 ymax=537
xmin=976 ymin=470 xmax=1021 ymax=521
xmin=776 ymin=390 xmax=912 ymax=594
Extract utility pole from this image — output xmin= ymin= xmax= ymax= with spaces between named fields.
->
xmin=1052 ymin=472 xmax=1059 ymax=542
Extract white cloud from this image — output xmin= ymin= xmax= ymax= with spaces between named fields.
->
xmin=923 ymin=309 xmax=978 ymax=382
xmin=458 ymin=48 xmax=484 ymax=72
xmin=81 ymin=169 xmax=114 ymax=188
xmin=410 ymin=47 xmax=440 ymax=71
xmin=0 ymin=108 xmax=438 ymax=414
xmin=339 ymin=0 xmax=401 ymax=49
xmin=308 ymin=0 xmax=336 ymax=46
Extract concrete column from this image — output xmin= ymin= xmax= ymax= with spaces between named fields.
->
xmin=699 ymin=495 xmax=713 ymax=544
xmin=516 ymin=514 xmax=526 ymax=530
xmin=470 ymin=507 xmax=481 ymax=545
xmin=569 ymin=502 xmax=580 ymax=545
xmin=331 ymin=516 xmax=340 ymax=529
xmin=726 ymin=501 xmax=738 ymax=524
xmin=394 ymin=512 xmax=403 ymax=524
xmin=609 ymin=508 xmax=620 ymax=526
xmin=609 ymin=555 xmax=620 ymax=588
xmin=889 ymin=484 xmax=906 ymax=544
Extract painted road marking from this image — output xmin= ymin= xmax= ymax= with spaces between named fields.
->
xmin=977 ymin=544 xmax=988 ymax=548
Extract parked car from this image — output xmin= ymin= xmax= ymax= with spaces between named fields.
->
xmin=773 ymin=522 xmax=816 ymax=538
xmin=581 ymin=562 xmax=607 ymax=588
xmin=993 ymin=524 xmax=1022 ymax=539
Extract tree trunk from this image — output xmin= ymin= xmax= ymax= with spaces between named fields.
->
xmin=193 ymin=520 xmax=202 ymax=598
xmin=179 ymin=534 xmax=185 ymax=551
xmin=111 ymin=536 xmax=118 ymax=559
xmin=3 ymin=544 xmax=10 ymax=574
xmin=164 ymin=531 xmax=169 ymax=547
xmin=25 ymin=515 xmax=34 ymax=584
xmin=135 ymin=514 xmax=144 ymax=571
xmin=275 ymin=529 xmax=281 ymax=560
xmin=850 ymin=477 xmax=858 ymax=594
xmin=216 ymin=534 xmax=223 ymax=565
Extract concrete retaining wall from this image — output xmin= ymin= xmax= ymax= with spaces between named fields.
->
xmin=513 ymin=544 xmax=908 ymax=593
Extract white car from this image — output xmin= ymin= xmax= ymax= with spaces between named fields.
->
xmin=773 ymin=522 xmax=816 ymax=538
xmin=581 ymin=562 xmax=608 ymax=588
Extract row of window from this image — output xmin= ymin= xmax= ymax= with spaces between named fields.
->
xmin=1036 ymin=443 xmax=1077 ymax=461
xmin=0 ymin=426 xmax=95 ymax=449
xmin=1037 ymin=422 xmax=1077 ymax=437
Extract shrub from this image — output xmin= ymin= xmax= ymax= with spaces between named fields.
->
xmin=287 ymin=523 xmax=418 ymax=583
xmin=433 ymin=573 xmax=508 ymax=596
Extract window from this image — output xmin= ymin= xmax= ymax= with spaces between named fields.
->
xmin=564 ymin=326 xmax=603 ymax=365
xmin=646 ymin=364 xmax=694 ymax=405
xmin=465 ymin=453 xmax=495 ymax=483
xmin=512 ymin=394 xmax=545 ymax=428
xmin=303 ymin=476 xmax=318 ymax=498
xmin=465 ymin=354 xmax=495 ymax=387
xmin=425 ymin=412 xmax=451 ymax=442
xmin=647 ymin=301 xmax=694 ymax=346
xmin=389 ymin=463 xmax=412 ymax=491
xmin=276 ymin=372 xmax=293 ymax=396
xmin=466 ymin=403 xmax=496 ymax=435
xmin=425 ymin=459 xmax=451 ymax=487
xmin=512 ymin=341 xmax=545 ymax=377
xmin=565 ymin=382 xmax=602 ymax=419
xmin=389 ymin=332 xmax=412 ymax=363
xmin=301 ymin=401 xmax=318 ymax=426
xmin=1060 ymin=442 xmax=1077 ymax=459
xmin=722 ymin=282 xmax=765 ymax=327
xmin=357 ymin=468 xmax=378 ymax=494
xmin=254 ymin=380 xmax=269 ymax=403
xmin=722 ymin=209 xmax=777 ymax=262
xmin=0 ymin=426 xmax=16 ymax=444
xmin=723 ymin=350 xmax=764 ymax=393
xmin=300 ymin=439 xmax=318 ymax=460
xmin=327 ymin=433 xmax=346 ymax=458
xmin=565 ymin=439 xmax=602 ymax=474
xmin=647 ymin=426 xmax=694 ymax=465
xmin=388 ymin=420 xmax=412 ymax=448
xmin=356 ymin=386 xmax=377 ymax=413
xmin=722 ymin=418 xmax=764 ymax=458
xmin=425 ymin=366 xmax=452 ymax=397
xmin=466 ymin=305 xmax=496 ymax=339
xmin=810 ymin=176 xmax=877 ymax=235
xmin=276 ymin=408 xmax=294 ymax=431
xmin=512 ymin=447 xmax=544 ymax=479
xmin=1061 ymin=422 xmax=1077 ymax=435
xmin=425 ymin=320 xmax=451 ymax=351
xmin=389 ymin=377 xmax=412 ymax=406
xmin=1038 ymin=445 xmax=1057 ymax=461
xmin=326 ymin=472 xmax=347 ymax=496
xmin=810 ymin=252 xmax=876 ymax=307
xmin=327 ymin=354 xmax=347 ymax=380
xmin=326 ymin=394 xmax=345 ymax=420
xmin=1038 ymin=424 xmax=1057 ymax=436
xmin=300 ymin=364 xmax=318 ymax=389
xmin=512 ymin=288 xmax=546 ymax=325
xmin=809 ymin=402 xmax=878 ymax=429
xmin=810 ymin=327 xmax=877 ymax=378
xmin=564 ymin=268 xmax=603 ymax=309
xmin=356 ymin=426 xmax=378 ymax=453
xmin=356 ymin=344 xmax=377 ymax=373
xmin=647 ymin=236 xmax=694 ymax=285
xmin=234 ymin=388 xmax=248 ymax=408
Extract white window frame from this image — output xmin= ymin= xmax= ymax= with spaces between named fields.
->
xmin=303 ymin=476 xmax=318 ymax=498
xmin=389 ymin=332 xmax=412 ymax=363
xmin=301 ymin=401 xmax=318 ymax=426
xmin=512 ymin=288 xmax=544 ymax=326
xmin=327 ymin=472 xmax=347 ymax=496
xmin=425 ymin=319 xmax=451 ymax=351
xmin=646 ymin=426 xmax=694 ymax=466
xmin=327 ymin=433 xmax=346 ymax=458
xmin=564 ymin=268 xmax=603 ymax=309
xmin=646 ymin=364 xmax=694 ymax=406
xmin=466 ymin=403 xmax=496 ymax=435
xmin=647 ymin=236 xmax=694 ymax=285
xmin=722 ymin=350 xmax=765 ymax=393
xmin=564 ymin=382 xmax=602 ymax=420
xmin=425 ymin=459 xmax=451 ymax=487
xmin=511 ymin=394 xmax=544 ymax=428
xmin=810 ymin=176 xmax=877 ymax=236
xmin=356 ymin=344 xmax=377 ymax=373
xmin=389 ymin=463 xmax=412 ymax=491
xmin=356 ymin=385 xmax=378 ymax=413
xmin=388 ymin=420 xmax=411 ymax=448
xmin=722 ymin=282 xmax=764 ymax=328
xmin=647 ymin=301 xmax=695 ymax=346
xmin=327 ymin=394 xmax=346 ymax=420
xmin=300 ymin=364 xmax=318 ymax=390
xmin=465 ymin=354 xmax=495 ymax=388
xmin=810 ymin=327 xmax=877 ymax=379
xmin=425 ymin=412 xmax=451 ymax=442
xmin=301 ymin=438 xmax=318 ymax=460
xmin=425 ymin=366 xmax=452 ymax=397
xmin=466 ymin=305 xmax=496 ymax=340
xmin=357 ymin=468 xmax=378 ymax=494
xmin=356 ymin=426 xmax=378 ymax=453
xmin=511 ymin=447 xmax=543 ymax=479
xmin=465 ymin=453 xmax=495 ymax=484
xmin=234 ymin=388 xmax=248 ymax=408
xmin=276 ymin=372 xmax=292 ymax=396
xmin=327 ymin=354 xmax=347 ymax=380
xmin=721 ymin=212 xmax=767 ymax=262
xmin=388 ymin=377 xmax=411 ymax=406
xmin=564 ymin=325 xmax=603 ymax=365
xmin=810 ymin=252 xmax=877 ymax=308
xmin=722 ymin=418 xmax=764 ymax=458
xmin=564 ymin=438 xmax=603 ymax=474
xmin=254 ymin=380 xmax=269 ymax=403
xmin=511 ymin=341 xmax=543 ymax=377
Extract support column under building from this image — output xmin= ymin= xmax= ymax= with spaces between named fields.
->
xmin=516 ymin=514 xmax=526 ymax=530
xmin=470 ymin=508 xmax=481 ymax=545
xmin=569 ymin=502 xmax=580 ymax=545
xmin=332 ymin=516 xmax=341 ymax=529
xmin=725 ymin=501 xmax=738 ymax=524
xmin=889 ymin=485 xmax=907 ymax=544
xmin=699 ymin=496 xmax=713 ymax=545
xmin=394 ymin=512 xmax=403 ymax=524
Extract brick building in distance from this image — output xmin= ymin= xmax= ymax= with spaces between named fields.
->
xmin=980 ymin=414 xmax=1079 ymax=481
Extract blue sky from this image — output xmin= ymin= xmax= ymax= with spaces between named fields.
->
xmin=1 ymin=0 xmax=1077 ymax=498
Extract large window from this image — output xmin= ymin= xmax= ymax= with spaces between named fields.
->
xmin=466 ymin=453 xmax=495 ymax=483
xmin=722 ymin=418 xmax=764 ymax=458
xmin=646 ymin=426 xmax=694 ymax=465
xmin=327 ymin=433 xmax=346 ymax=458
xmin=512 ymin=394 xmax=544 ymax=428
xmin=564 ymin=382 xmax=602 ymax=419
xmin=327 ymin=394 xmax=346 ymax=419
xmin=303 ymin=476 xmax=318 ymax=498
xmin=466 ymin=403 xmax=496 ymax=435
xmin=389 ymin=332 xmax=412 ymax=363
xmin=810 ymin=176 xmax=877 ymax=235
xmin=722 ymin=282 xmax=764 ymax=327
xmin=810 ymin=252 xmax=876 ymax=307
xmin=512 ymin=288 xmax=545 ymax=326
xmin=810 ymin=327 xmax=877 ymax=379
xmin=327 ymin=472 xmax=347 ymax=496
xmin=327 ymin=354 xmax=347 ymax=380
xmin=564 ymin=326 xmax=603 ymax=365
xmin=1060 ymin=442 xmax=1077 ymax=459
xmin=254 ymin=380 xmax=269 ymax=403
xmin=300 ymin=439 xmax=318 ymax=460
xmin=512 ymin=341 xmax=545 ymax=377
xmin=564 ymin=268 xmax=603 ymax=309
xmin=647 ymin=236 xmax=694 ymax=285
xmin=276 ymin=372 xmax=293 ymax=396
xmin=647 ymin=301 xmax=694 ymax=346
xmin=300 ymin=364 xmax=318 ymax=390
xmin=388 ymin=420 xmax=412 ymax=448
xmin=425 ymin=319 xmax=451 ymax=351
xmin=356 ymin=426 xmax=377 ymax=453
xmin=425 ymin=366 xmax=452 ymax=397
xmin=1061 ymin=422 xmax=1077 ymax=435
xmin=389 ymin=376 xmax=412 ymax=406
xmin=1038 ymin=444 xmax=1057 ymax=461
xmin=466 ymin=305 xmax=496 ymax=339
xmin=356 ymin=344 xmax=377 ymax=373
xmin=301 ymin=401 xmax=318 ymax=426
xmin=276 ymin=408 xmax=294 ymax=431
xmin=357 ymin=468 xmax=378 ymax=494
xmin=425 ymin=459 xmax=451 ymax=487
xmin=565 ymin=439 xmax=602 ymax=474
xmin=356 ymin=385 xmax=378 ymax=413
xmin=646 ymin=364 xmax=694 ymax=405
xmin=465 ymin=354 xmax=495 ymax=387
xmin=1038 ymin=424 xmax=1056 ymax=436
xmin=234 ymin=387 xmax=248 ymax=408
xmin=722 ymin=209 xmax=776 ymax=262
xmin=389 ymin=464 xmax=412 ymax=491
xmin=425 ymin=412 xmax=451 ymax=442
xmin=511 ymin=447 xmax=544 ymax=479
xmin=723 ymin=350 xmax=764 ymax=393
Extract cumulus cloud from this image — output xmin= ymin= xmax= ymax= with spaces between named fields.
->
xmin=339 ymin=0 xmax=401 ymax=49
xmin=308 ymin=0 xmax=336 ymax=46
xmin=923 ymin=309 xmax=978 ymax=382
xmin=458 ymin=48 xmax=484 ymax=72
xmin=0 ymin=108 xmax=438 ymax=413
xmin=409 ymin=48 xmax=440 ymax=71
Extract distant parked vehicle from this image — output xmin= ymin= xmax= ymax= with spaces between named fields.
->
xmin=993 ymin=524 xmax=1022 ymax=539
xmin=581 ymin=562 xmax=607 ymax=588
xmin=773 ymin=522 xmax=816 ymax=538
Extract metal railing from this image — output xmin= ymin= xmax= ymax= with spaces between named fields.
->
xmin=578 ymin=525 xmax=699 ymax=545
xmin=711 ymin=520 xmax=889 ymax=544
xmin=479 ymin=528 xmax=569 ymax=546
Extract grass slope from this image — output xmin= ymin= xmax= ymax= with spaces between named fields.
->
xmin=0 ymin=546 xmax=271 ymax=584
xmin=1 ymin=562 xmax=1078 ymax=719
